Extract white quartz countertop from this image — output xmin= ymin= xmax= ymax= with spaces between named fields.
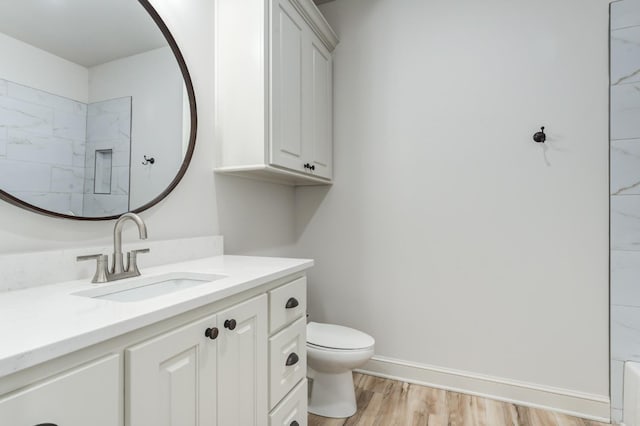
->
xmin=0 ymin=255 xmax=312 ymax=378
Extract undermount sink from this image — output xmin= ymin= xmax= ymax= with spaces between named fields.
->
xmin=74 ymin=272 xmax=227 ymax=302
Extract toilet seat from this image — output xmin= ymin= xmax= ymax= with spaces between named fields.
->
xmin=307 ymin=343 xmax=373 ymax=354
xmin=307 ymin=322 xmax=375 ymax=351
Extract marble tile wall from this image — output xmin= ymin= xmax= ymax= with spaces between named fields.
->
xmin=82 ymin=97 xmax=131 ymax=217
xmin=0 ymin=79 xmax=132 ymax=217
xmin=611 ymin=0 xmax=640 ymax=423
xmin=0 ymin=79 xmax=87 ymax=216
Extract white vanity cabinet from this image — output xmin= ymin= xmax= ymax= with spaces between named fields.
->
xmin=0 ymin=355 xmax=121 ymax=426
xmin=0 ymin=271 xmax=307 ymax=426
xmin=127 ymin=295 xmax=268 ymax=426
xmin=215 ymin=0 xmax=338 ymax=185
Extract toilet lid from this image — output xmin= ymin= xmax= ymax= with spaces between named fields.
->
xmin=307 ymin=322 xmax=375 ymax=350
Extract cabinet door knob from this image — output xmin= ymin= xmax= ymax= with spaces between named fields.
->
xmin=285 ymin=297 xmax=299 ymax=309
xmin=310 ymin=164 xmax=315 ymax=171
xmin=285 ymin=352 xmax=299 ymax=366
xmin=303 ymin=163 xmax=310 ymax=169
xmin=290 ymin=422 xmax=300 ymax=426
xmin=205 ymin=327 xmax=219 ymax=340
xmin=224 ymin=319 xmax=237 ymax=330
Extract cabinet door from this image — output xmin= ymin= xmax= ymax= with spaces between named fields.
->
xmin=307 ymin=36 xmax=333 ymax=180
xmin=0 ymin=355 xmax=120 ymax=426
xmin=270 ymin=0 xmax=306 ymax=173
xmin=217 ymin=294 xmax=268 ymax=426
xmin=126 ymin=314 xmax=218 ymax=426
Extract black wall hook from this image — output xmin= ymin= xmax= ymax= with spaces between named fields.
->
xmin=142 ymin=155 xmax=155 ymax=165
xmin=533 ymin=126 xmax=546 ymax=143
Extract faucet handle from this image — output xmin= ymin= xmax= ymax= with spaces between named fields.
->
xmin=127 ymin=248 xmax=150 ymax=275
xmin=130 ymin=248 xmax=150 ymax=254
xmin=77 ymin=254 xmax=109 ymax=283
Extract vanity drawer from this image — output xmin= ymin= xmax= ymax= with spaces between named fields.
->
xmin=269 ymin=276 xmax=306 ymax=334
xmin=269 ymin=316 xmax=307 ymax=409
xmin=0 ymin=354 xmax=121 ymax=426
xmin=269 ymin=378 xmax=307 ymax=426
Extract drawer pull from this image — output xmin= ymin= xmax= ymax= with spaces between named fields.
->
xmin=286 ymin=352 xmax=299 ymax=366
xmin=205 ymin=327 xmax=219 ymax=340
xmin=290 ymin=422 xmax=300 ymax=426
xmin=224 ymin=319 xmax=237 ymax=330
xmin=285 ymin=297 xmax=299 ymax=309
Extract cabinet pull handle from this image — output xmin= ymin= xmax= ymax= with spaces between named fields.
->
xmin=35 ymin=424 xmax=58 ymax=426
xmin=205 ymin=327 xmax=219 ymax=340
xmin=286 ymin=352 xmax=299 ymax=366
xmin=290 ymin=422 xmax=300 ymax=426
xmin=285 ymin=297 xmax=299 ymax=309
xmin=224 ymin=319 xmax=237 ymax=330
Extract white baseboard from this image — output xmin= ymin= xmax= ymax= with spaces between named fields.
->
xmin=356 ymin=355 xmax=610 ymax=423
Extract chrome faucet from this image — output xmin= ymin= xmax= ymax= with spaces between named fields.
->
xmin=77 ymin=212 xmax=150 ymax=283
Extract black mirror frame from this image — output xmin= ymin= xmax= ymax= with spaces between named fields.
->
xmin=0 ymin=0 xmax=197 ymax=221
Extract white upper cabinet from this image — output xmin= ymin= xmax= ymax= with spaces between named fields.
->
xmin=307 ymin=34 xmax=333 ymax=179
xmin=270 ymin=0 xmax=306 ymax=174
xmin=215 ymin=0 xmax=338 ymax=185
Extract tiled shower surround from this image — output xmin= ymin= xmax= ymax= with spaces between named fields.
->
xmin=610 ymin=0 xmax=640 ymax=422
xmin=83 ymin=98 xmax=131 ymax=216
xmin=0 ymin=79 xmax=131 ymax=216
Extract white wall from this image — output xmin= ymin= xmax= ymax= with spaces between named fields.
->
xmin=215 ymin=174 xmax=297 ymax=257
xmin=297 ymin=0 xmax=610 ymax=411
xmin=89 ymin=47 xmax=184 ymax=209
xmin=0 ymin=33 xmax=88 ymax=103
xmin=0 ymin=0 xmax=296 ymax=257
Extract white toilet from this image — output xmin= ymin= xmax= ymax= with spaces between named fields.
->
xmin=306 ymin=322 xmax=375 ymax=418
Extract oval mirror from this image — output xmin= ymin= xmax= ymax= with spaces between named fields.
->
xmin=0 ymin=0 xmax=196 ymax=220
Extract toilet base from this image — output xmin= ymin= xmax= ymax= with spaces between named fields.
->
xmin=308 ymin=367 xmax=357 ymax=418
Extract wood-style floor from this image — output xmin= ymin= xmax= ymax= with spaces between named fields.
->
xmin=308 ymin=374 xmax=610 ymax=426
